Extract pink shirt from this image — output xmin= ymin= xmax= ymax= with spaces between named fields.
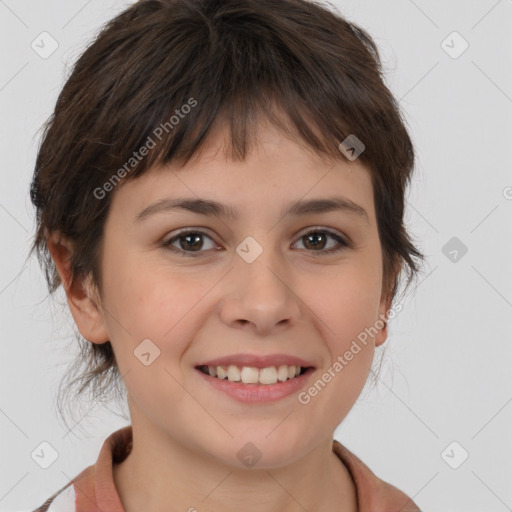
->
xmin=34 ymin=425 xmax=421 ymax=512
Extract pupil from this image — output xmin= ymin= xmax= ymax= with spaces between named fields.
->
xmin=182 ymin=233 xmax=202 ymax=251
xmin=305 ymin=232 xmax=325 ymax=250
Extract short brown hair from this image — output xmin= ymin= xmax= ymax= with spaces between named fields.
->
xmin=30 ymin=0 xmax=424 ymax=426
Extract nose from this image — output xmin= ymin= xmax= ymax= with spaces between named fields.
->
xmin=218 ymin=248 xmax=302 ymax=336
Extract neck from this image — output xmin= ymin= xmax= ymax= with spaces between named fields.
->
xmin=113 ymin=422 xmax=357 ymax=512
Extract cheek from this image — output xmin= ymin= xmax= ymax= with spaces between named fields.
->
xmin=99 ymin=261 xmax=206 ymax=415
xmin=99 ymin=251 xmax=207 ymax=369
xmin=308 ymin=258 xmax=381 ymax=392
xmin=313 ymin=259 xmax=383 ymax=346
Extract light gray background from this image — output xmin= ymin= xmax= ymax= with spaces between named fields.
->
xmin=1 ymin=1 xmax=511 ymax=511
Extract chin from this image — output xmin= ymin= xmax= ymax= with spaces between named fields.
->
xmin=211 ymin=433 xmax=308 ymax=471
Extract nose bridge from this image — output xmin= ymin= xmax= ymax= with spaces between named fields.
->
xmin=236 ymin=233 xmax=289 ymax=300
xmin=219 ymin=233 xmax=301 ymax=333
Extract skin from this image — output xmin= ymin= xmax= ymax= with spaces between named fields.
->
xmin=48 ymin=117 xmax=397 ymax=512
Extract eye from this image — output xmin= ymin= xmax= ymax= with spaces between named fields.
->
xmin=162 ymin=227 xmax=349 ymax=258
xmin=293 ymin=228 xmax=350 ymax=255
xmin=162 ymin=229 xmax=219 ymax=257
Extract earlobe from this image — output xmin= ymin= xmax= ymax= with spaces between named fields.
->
xmin=374 ymin=293 xmax=393 ymax=348
xmin=47 ymin=232 xmax=109 ymax=344
xmin=374 ymin=310 xmax=388 ymax=348
xmin=375 ymin=259 xmax=401 ymax=347
xmin=374 ymin=319 xmax=388 ymax=347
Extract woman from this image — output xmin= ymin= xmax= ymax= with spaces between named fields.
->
xmin=31 ymin=0 xmax=424 ymax=510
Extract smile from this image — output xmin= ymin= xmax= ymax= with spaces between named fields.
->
xmin=195 ymin=365 xmax=315 ymax=403
xmin=197 ymin=364 xmax=308 ymax=385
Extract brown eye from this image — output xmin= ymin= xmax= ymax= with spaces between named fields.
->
xmin=163 ymin=230 xmax=217 ymax=257
xmin=176 ymin=233 xmax=203 ymax=251
xmin=294 ymin=229 xmax=349 ymax=255
xmin=162 ymin=227 xmax=349 ymax=258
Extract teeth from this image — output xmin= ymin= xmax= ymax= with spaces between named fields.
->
xmin=201 ymin=364 xmax=305 ymax=385
xmin=259 ymin=366 xmax=278 ymax=384
xmin=240 ymin=367 xmax=259 ymax=384
xmin=277 ymin=365 xmax=289 ymax=382
xmin=227 ymin=365 xmax=241 ymax=382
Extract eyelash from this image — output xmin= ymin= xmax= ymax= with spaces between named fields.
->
xmin=161 ymin=228 xmax=350 ymax=258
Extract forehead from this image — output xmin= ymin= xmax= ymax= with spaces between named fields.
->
xmin=109 ymin=120 xmax=376 ymax=224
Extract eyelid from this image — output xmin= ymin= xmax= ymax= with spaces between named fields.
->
xmin=163 ymin=227 xmax=218 ymax=245
xmin=297 ymin=225 xmax=347 ymax=241
xmin=165 ymin=225 xmax=348 ymax=242
xmin=294 ymin=227 xmax=351 ymax=252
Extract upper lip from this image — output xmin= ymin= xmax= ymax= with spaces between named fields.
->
xmin=196 ymin=353 xmax=316 ymax=369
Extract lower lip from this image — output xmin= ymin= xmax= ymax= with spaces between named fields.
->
xmin=195 ymin=367 xmax=315 ymax=403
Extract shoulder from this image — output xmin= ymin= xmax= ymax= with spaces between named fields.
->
xmin=332 ymin=440 xmax=422 ymax=512
xmin=31 ymin=426 xmax=132 ymax=512
xmin=32 ymin=481 xmax=76 ymax=512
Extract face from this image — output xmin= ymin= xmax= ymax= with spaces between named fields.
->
xmin=62 ymin=120 xmax=392 ymax=469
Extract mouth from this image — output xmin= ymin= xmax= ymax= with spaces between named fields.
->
xmin=194 ymin=363 xmax=316 ymax=403
xmin=195 ymin=364 xmax=312 ymax=385
xmin=193 ymin=353 xmax=317 ymax=402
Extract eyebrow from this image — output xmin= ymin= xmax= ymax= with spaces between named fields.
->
xmin=135 ymin=196 xmax=369 ymax=224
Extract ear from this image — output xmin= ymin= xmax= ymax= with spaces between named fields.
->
xmin=47 ymin=232 xmax=109 ymax=344
xmin=374 ymin=259 xmax=401 ymax=348
xmin=374 ymin=294 xmax=392 ymax=348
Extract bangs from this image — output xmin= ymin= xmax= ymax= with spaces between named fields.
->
xmin=71 ymin=0 xmax=388 ymax=186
